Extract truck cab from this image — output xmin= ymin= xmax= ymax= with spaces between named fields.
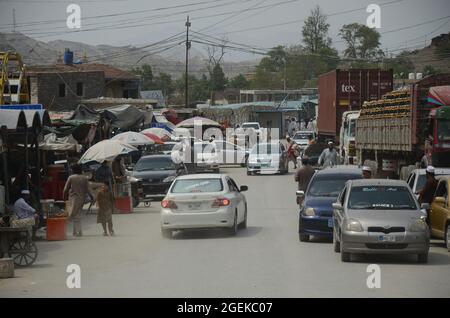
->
xmin=425 ymin=105 xmax=450 ymax=167
xmin=339 ymin=111 xmax=360 ymax=164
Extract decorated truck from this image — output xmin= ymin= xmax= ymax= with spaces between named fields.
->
xmin=355 ymin=74 xmax=450 ymax=175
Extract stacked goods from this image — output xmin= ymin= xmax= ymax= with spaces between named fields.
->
xmin=360 ymin=90 xmax=411 ymax=119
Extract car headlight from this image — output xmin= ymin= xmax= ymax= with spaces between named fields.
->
xmin=409 ymin=219 xmax=428 ymax=232
xmin=163 ymin=175 xmax=176 ymax=183
xmin=303 ymin=207 xmax=316 ymax=216
xmin=344 ymin=218 xmax=363 ymax=232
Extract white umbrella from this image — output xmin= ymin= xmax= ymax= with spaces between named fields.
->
xmin=79 ymin=139 xmax=137 ymax=164
xmin=111 ymin=131 xmax=154 ymax=146
xmin=176 ymin=116 xmax=221 ymax=128
xmin=140 ymin=127 xmax=172 ymax=139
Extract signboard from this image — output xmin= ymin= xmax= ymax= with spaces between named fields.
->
xmin=0 ymin=104 xmax=43 ymax=110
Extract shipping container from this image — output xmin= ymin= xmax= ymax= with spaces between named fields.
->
xmin=317 ymin=69 xmax=393 ymax=142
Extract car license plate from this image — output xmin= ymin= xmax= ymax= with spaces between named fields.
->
xmin=188 ymin=202 xmax=202 ymax=209
xmin=328 ymin=218 xmax=333 ymax=228
xmin=378 ymin=235 xmax=395 ymax=242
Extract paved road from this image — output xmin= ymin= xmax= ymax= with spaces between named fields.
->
xmin=1 ymin=166 xmax=450 ymax=297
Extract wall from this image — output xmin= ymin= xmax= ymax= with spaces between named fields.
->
xmin=29 ymin=71 xmax=104 ymax=111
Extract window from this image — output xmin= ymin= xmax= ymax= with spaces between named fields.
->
xmin=435 ymin=181 xmax=448 ymax=199
xmin=76 ymin=82 xmax=83 ymax=96
xmin=339 ymin=186 xmax=347 ymax=206
xmin=171 ymin=179 xmax=223 ymax=193
xmin=348 ymin=186 xmax=417 ymax=210
xmin=58 ymin=83 xmax=66 ymax=97
xmin=227 ymin=178 xmax=239 ymax=192
xmin=407 ymin=173 xmax=415 ymax=189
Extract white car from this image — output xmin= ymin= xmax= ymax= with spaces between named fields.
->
xmin=246 ymin=142 xmax=288 ymax=175
xmin=406 ymin=168 xmax=450 ymax=196
xmin=292 ymin=131 xmax=315 ymax=151
xmin=160 ymin=174 xmax=248 ymax=238
xmin=212 ymin=140 xmax=249 ymax=166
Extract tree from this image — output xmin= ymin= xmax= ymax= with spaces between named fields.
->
xmin=302 ymin=6 xmax=331 ymax=53
xmin=131 ymin=64 xmax=153 ymax=90
xmin=339 ymin=23 xmax=383 ymax=59
xmin=210 ymin=64 xmax=226 ymax=91
xmin=228 ymin=74 xmax=250 ymax=89
xmin=384 ymin=51 xmax=415 ymax=79
xmin=423 ymin=65 xmax=438 ymax=76
xmin=153 ymin=72 xmax=173 ymax=99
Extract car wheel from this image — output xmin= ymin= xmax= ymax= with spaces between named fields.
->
xmin=299 ymin=233 xmax=309 ymax=242
xmin=228 ymin=211 xmax=238 ymax=236
xmin=333 ymin=233 xmax=340 ymax=253
xmin=132 ymin=196 xmax=140 ymax=208
xmin=417 ymin=253 xmax=428 ymax=263
xmin=239 ymin=205 xmax=248 ymax=229
xmin=445 ymin=224 xmax=450 ymax=252
xmin=247 ymin=170 xmax=251 ymax=176
xmin=161 ymin=228 xmax=172 ymax=239
xmin=341 ymin=251 xmax=351 ymax=262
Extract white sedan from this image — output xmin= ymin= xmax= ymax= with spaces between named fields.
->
xmin=160 ymin=174 xmax=248 ymax=238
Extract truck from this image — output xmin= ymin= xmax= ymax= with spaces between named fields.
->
xmin=339 ymin=110 xmax=360 ymax=165
xmin=317 ymin=69 xmax=393 ymax=143
xmin=355 ymin=73 xmax=450 ymax=176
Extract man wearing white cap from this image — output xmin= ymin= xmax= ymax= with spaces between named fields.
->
xmin=318 ymin=141 xmax=338 ymax=168
xmin=362 ymin=166 xmax=372 ymax=179
xmin=418 ymin=166 xmax=438 ymax=205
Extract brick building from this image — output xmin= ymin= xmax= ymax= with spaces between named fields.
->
xmin=26 ymin=64 xmax=140 ymax=110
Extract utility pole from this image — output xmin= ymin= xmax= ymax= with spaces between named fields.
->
xmin=185 ymin=16 xmax=191 ymax=109
xmin=12 ymin=8 xmax=16 ymax=33
xmin=283 ymin=58 xmax=287 ymax=90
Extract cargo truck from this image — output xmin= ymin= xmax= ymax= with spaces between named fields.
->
xmin=317 ymin=69 xmax=393 ymax=143
xmin=339 ymin=110 xmax=360 ymax=164
xmin=355 ymin=74 xmax=450 ymax=175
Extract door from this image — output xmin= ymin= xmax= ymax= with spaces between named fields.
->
xmin=334 ymin=185 xmax=348 ymax=237
xmin=227 ymin=177 xmax=245 ymax=222
xmin=430 ymin=180 xmax=449 ymax=238
xmin=407 ymin=172 xmax=415 ymax=191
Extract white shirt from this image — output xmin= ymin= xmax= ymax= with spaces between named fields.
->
xmin=13 ymin=198 xmax=36 ymax=219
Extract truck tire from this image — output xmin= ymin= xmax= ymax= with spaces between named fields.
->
xmin=445 ymin=224 xmax=450 ymax=252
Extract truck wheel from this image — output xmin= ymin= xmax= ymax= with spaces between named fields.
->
xmin=417 ymin=253 xmax=428 ymax=263
xmin=333 ymin=234 xmax=340 ymax=253
xmin=299 ymin=233 xmax=309 ymax=242
xmin=341 ymin=251 xmax=351 ymax=262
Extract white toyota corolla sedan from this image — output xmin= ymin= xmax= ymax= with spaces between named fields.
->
xmin=160 ymin=174 xmax=248 ymax=238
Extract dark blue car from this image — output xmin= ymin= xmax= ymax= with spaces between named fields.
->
xmin=298 ymin=166 xmax=362 ymax=242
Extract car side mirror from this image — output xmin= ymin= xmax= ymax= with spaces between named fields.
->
xmin=296 ymin=190 xmax=305 ymax=198
xmin=420 ymin=203 xmax=430 ymax=210
xmin=332 ymin=203 xmax=343 ymax=210
xmin=240 ymin=185 xmax=248 ymax=192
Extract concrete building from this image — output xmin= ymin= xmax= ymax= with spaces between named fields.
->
xmin=26 ymin=64 xmax=140 ymax=110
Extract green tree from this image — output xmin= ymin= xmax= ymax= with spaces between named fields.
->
xmin=132 ymin=64 xmax=153 ymax=90
xmin=339 ymin=23 xmax=383 ymax=59
xmin=384 ymin=51 xmax=415 ymax=79
xmin=210 ymin=64 xmax=226 ymax=91
xmin=153 ymin=72 xmax=173 ymax=98
xmin=423 ymin=65 xmax=438 ymax=76
xmin=301 ymin=6 xmax=331 ymax=53
xmin=228 ymin=74 xmax=250 ymax=89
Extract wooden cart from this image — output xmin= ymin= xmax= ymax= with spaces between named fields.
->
xmin=0 ymin=227 xmax=38 ymax=267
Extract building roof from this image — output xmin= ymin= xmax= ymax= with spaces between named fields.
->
xmin=26 ymin=63 xmax=137 ymax=81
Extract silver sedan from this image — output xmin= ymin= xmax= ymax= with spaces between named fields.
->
xmin=333 ymin=179 xmax=430 ymax=263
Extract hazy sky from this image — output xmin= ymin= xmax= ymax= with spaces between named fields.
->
xmin=0 ymin=0 xmax=449 ymax=61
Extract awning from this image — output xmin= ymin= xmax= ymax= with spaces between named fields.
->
xmin=40 ymin=133 xmax=81 ymax=152
xmin=0 ymin=109 xmax=50 ymax=131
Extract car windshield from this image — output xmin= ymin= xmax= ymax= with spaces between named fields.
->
xmin=347 ymin=120 xmax=356 ymax=137
xmin=171 ymin=179 xmax=223 ymax=193
xmin=437 ymin=119 xmax=450 ymax=141
xmin=308 ymin=176 xmax=359 ymax=197
xmin=294 ymin=133 xmax=312 ymax=140
xmin=250 ymin=144 xmax=280 ymax=155
xmin=348 ymin=186 xmax=417 ymax=210
xmin=134 ymin=157 xmax=175 ymax=171
xmin=242 ymin=123 xmax=259 ymax=130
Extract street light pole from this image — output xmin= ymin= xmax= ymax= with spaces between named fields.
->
xmin=185 ymin=16 xmax=191 ymax=109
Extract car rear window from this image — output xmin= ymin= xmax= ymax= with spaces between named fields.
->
xmin=308 ymin=175 xmax=360 ymax=197
xmin=171 ymin=179 xmax=223 ymax=193
xmin=348 ymin=186 xmax=417 ymax=210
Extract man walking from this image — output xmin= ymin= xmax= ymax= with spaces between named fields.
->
xmin=295 ymin=156 xmax=315 ymax=205
xmin=318 ymin=141 xmax=338 ymax=168
xmin=418 ymin=166 xmax=438 ymax=205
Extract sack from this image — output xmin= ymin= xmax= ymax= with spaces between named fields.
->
xmin=10 ymin=216 xmax=35 ymax=228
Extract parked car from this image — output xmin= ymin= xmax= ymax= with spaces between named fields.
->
xmin=292 ymin=131 xmax=316 ymax=152
xmin=297 ymin=166 xmax=363 ymax=242
xmin=333 ymin=179 xmax=430 ymax=263
xmin=160 ymin=174 xmax=248 ymax=238
xmin=406 ymin=168 xmax=450 ymax=196
xmin=246 ymin=142 xmax=288 ymax=175
xmin=132 ymin=155 xmax=186 ymax=204
xmin=429 ymin=176 xmax=450 ymax=251
xmin=212 ymin=140 xmax=249 ymax=166
xmin=194 ymin=142 xmax=220 ymax=173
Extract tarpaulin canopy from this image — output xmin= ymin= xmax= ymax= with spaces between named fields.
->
xmin=70 ymin=104 xmax=100 ymax=122
xmin=40 ymin=133 xmax=81 ymax=152
xmin=140 ymin=127 xmax=171 ymax=140
xmin=428 ymin=86 xmax=450 ymax=106
xmin=102 ymin=104 xmax=147 ymax=130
